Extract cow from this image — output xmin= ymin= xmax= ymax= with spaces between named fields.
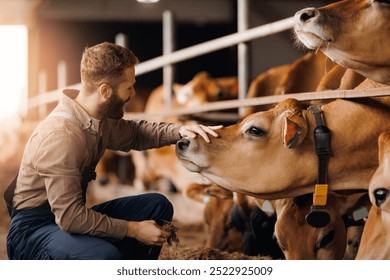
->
xmin=356 ymin=132 xmax=390 ymax=259
xmin=186 ymin=183 xmax=369 ymax=260
xmin=294 ymin=0 xmax=390 ymax=85
xmin=273 ymin=191 xmax=370 ymax=260
xmin=175 ymin=96 xmax=390 ymax=200
xmin=230 ymin=192 xmax=284 ymax=259
xmin=243 ymin=51 xmax=366 ymax=117
xmin=144 ymin=71 xmax=238 ymax=118
xmin=185 ymin=183 xmax=284 ymax=259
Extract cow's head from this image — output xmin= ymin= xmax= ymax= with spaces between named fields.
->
xmin=176 ymin=98 xmax=318 ymax=199
xmin=294 ymin=0 xmax=390 ymax=84
xmin=273 ymin=192 xmax=370 ymax=260
xmin=368 ymin=132 xmax=390 ymax=212
xmin=176 ymin=72 xmax=238 ymax=106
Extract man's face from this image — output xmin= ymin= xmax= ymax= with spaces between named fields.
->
xmin=100 ymin=66 xmax=136 ymax=119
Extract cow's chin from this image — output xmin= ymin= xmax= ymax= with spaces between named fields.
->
xmin=295 ymin=30 xmax=326 ymax=50
xmin=200 ymin=172 xmax=234 ymax=190
xmin=178 ymin=158 xmax=204 ymax=173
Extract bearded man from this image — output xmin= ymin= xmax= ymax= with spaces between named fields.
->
xmin=5 ymin=42 xmax=221 ymax=260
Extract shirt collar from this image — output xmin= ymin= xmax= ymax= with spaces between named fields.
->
xmin=58 ymin=89 xmax=95 ymax=132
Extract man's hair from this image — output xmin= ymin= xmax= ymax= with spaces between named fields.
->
xmin=80 ymin=42 xmax=139 ymax=93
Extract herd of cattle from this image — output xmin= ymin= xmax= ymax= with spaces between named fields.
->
xmin=97 ymin=0 xmax=390 ymax=260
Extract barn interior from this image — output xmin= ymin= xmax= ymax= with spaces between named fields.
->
xmin=0 ymin=0 xmax=338 ymax=260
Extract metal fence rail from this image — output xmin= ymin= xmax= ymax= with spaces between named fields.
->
xmin=27 ymin=16 xmax=295 ymax=112
xmin=123 ymin=87 xmax=390 ymax=120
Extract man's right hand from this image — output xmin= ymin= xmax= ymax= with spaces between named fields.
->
xmin=126 ymin=220 xmax=171 ymax=246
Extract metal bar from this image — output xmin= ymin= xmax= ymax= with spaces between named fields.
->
xmin=163 ymin=10 xmax=175 ymax=109
xmin=237 ymin=0 xmax=250 ymax=117
xmin=38 ymin=69 xmax=47 ymax=119
xmin=123 ymin=87 xmax=390 ymax=120
xmin=135 ymin=16 xmax=295 ymax=75
xmin=27 ymin=17 xmax=295 ymax=110
xmin=57 ymin=60 xmax=67 ymax=90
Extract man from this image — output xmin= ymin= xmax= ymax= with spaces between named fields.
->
xmin=6 ymin=42 xmax=222 ymax=260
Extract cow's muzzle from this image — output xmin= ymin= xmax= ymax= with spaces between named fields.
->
xmin=176 ymin=138 xmax=190 ymax=152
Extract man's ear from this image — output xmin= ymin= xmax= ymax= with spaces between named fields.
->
xmin=99 ymin=84 xmax=113 ymax=100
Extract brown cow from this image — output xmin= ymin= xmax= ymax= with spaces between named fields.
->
xmin=294 ymin=0 xmax=390 ymax=85
xmin=356 ymin=132 xmax=390 ymax=259
xmin=176 ymin=97 xmax=390 ymax=199
xmin=273 ymin=192 xmax=370 ymax=260
xmin=243 ymin=51 xmax=365 ymax=117
xmin=185 ymin=184 xmax=284 ymax=259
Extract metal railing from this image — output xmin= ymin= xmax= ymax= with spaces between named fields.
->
xmin=27 ymin=15 xmax=296 ymax=115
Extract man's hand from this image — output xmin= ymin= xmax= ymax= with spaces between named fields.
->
xmin=126 ymin=220 xmax=171 ymax=246
xmin=179 ymin=124 xmax=223 ymax=143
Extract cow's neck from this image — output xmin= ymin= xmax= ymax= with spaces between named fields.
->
xmin=316 ymin=97 xmax=390 ymax=191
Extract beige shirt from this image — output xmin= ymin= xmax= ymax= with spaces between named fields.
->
xmin=13 ymin=89 xmax=182 ymax=240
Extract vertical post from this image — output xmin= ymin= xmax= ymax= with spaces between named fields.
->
xmin=115 ymin=33 xmax=128 ymax=47
xmin=163 ymin=10 xmax=175 ymax=109
xmin=38 ymin=69 xmax=47 ymax=119
xmin=237 ymin=0 xmax=250 ymax=117
xmin=57 ymin=60 xmax=67 ymax=92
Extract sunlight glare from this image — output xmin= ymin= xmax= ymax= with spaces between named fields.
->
xmin=0 ymin=25 xmax=28 ymax=120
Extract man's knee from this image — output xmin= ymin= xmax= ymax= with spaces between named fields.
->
xmin=81 ymin=243 xmax=123 ymax=260
xmin=149 ymin=193 xmax=174 ymax=222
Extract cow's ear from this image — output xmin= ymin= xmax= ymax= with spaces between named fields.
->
xmin=331 ymin=192 xmax=371 ymax=226
xmin=283 ymin=112 xmax=308 ymax=149
xmin=184 ymin=183 xmax=211 ymax=203
xmin=206 ymin=184 xmax=233 ymax=199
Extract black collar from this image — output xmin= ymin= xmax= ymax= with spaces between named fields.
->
xmin=305 ymin=105 xmax=332 ymax=228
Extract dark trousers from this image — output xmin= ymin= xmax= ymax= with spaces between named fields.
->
xmin=6 ymin=193 xmax=173 ymax=260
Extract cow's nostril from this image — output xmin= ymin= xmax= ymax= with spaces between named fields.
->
xmin=299 ymin=8 xmax=319 ymax=23
xmin=176 ymin=138 xmax=190 ymax=151
xmin=373 ymin=188 xmax=389 ymax=207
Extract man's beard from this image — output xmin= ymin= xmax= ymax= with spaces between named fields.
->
xmin=99 ymin=92 xmax=128 ymax=120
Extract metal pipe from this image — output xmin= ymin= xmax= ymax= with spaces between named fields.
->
xmin=163 ymin=10 xmax=175 ymax=109
xmin=237 ymin=0 xmax=250 ymax=117
xmin=136 ymin=17 xmax=294 ymax=75
xmin=27 ymin=17 xmax=295 ymax=110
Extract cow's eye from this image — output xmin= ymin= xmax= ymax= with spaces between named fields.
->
xmin=246 ymin=126 xmax=266 ymax=137
xmin=319 ymin=230 xmax=335 ymax=249
xmin=375 ymin=0 xmax=390 ymax=5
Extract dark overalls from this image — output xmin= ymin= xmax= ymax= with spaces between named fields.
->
xmin=4 ymin=167 xmax=173 ymax=260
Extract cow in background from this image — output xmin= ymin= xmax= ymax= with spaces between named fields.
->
xmin=185 ymin=184 xmax=284 ymax=259
xmin=273 ymin=192 xmax=370 ymax=260
xmin=243 ymin=51 xmax=366 ymax=116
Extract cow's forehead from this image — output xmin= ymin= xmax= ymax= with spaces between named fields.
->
xmin=240 ymin=111 xmax=278 ymax=131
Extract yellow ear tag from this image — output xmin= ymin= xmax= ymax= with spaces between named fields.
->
xmin=313 ymin=184 xmax=328 ymax=206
